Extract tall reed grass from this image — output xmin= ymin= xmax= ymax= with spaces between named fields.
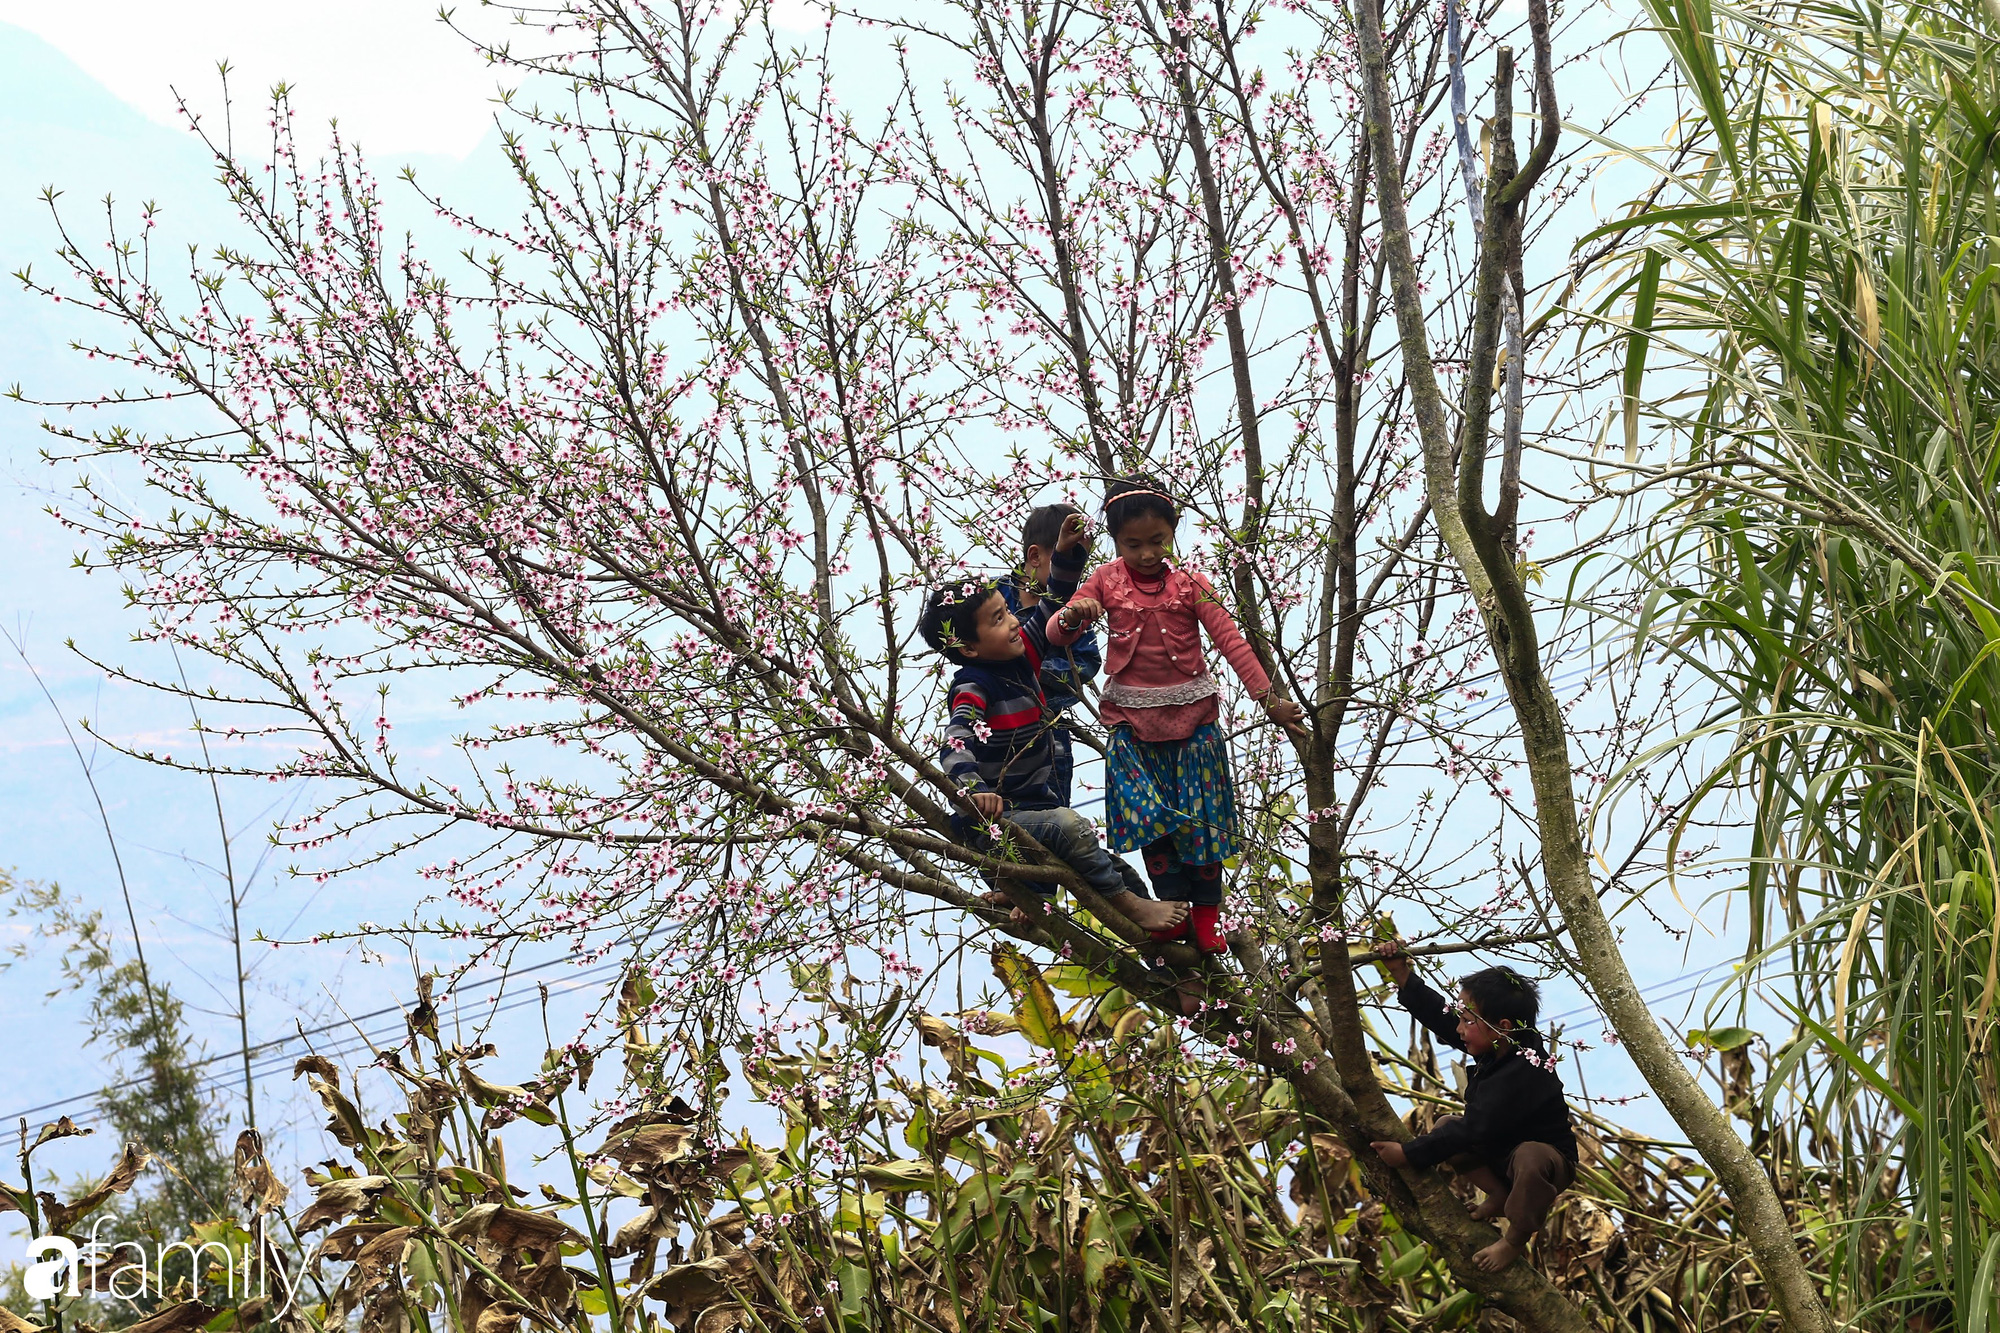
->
xmin=1607 ymin=0 xmax=2000 ymax=1321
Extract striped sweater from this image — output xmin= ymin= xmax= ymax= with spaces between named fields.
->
xmin=996 ymin=573 xmax=1101 ymax=714
xmin=939 ymin=547 xmax=1084 ymax=810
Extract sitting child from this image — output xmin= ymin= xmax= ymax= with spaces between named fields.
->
xmin=920 ymin=520 xmax=1187 ymax=935
xmin=996 ymin=502 xmax=1103 ymax=807
xmin=1369 ymin=940 xmax=1579 ymax=1272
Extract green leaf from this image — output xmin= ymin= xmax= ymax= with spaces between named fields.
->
xmin=1969 ymin=1232 xmax=2000 ymax=1333
xmin=1425 ymin=1288 xmax=1483 ymax=1327
xmin=1385 ymin=1239 xmax=1431 ymax=1281
xmin=1623 ymin=248 xmax=1662 ymax=461
xmin=947 ymin=1170 xmax=1002 ymax=1233
xmin=1065 ymin=1049 xmax=1116 ymax=1116
xmin=1787 ymin=1005 xmax=1920 ymax=1120
xmin=1082 ymin=1205 xmax=1144 ymax=1289
xmin=788 ymin=961 xmax=832 ymax=997
xmin=992 ymin=942 xmax=1073 ymax=1056
xmin=858 ymin=1160 xmax=947 ymax=1193
xmin=1041 ymin=963 xmax=1119 ymax=1000
xmin=1687 ymin=1026 xmax=1757 ymax=1051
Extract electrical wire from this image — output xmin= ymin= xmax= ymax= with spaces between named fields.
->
xmin=9 ymin=655 xmax=1640 ymax=1127
xmin=3 ymin=945 xmax=636 ymax=1126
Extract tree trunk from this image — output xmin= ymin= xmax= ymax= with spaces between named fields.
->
xmin=1344 ymin=0 xmax=1836 ymax=1328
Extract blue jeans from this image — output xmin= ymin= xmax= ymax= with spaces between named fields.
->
xmin=1049 ymin=725 xmax=1076 ymax=807
xmin=956 ymin=806 xmax=1143 ymax=901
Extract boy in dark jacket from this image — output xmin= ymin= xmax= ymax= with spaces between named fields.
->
xmin=1369 ymin=941 xmax=1579 ymax=1271
xmin=996 ymin=503 xmax=1103 ymax=808
xmin=919 ymin=518 xmax=1184 ymax=934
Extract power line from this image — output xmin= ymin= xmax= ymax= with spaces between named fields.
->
xmin=1547 ymin=961 xmax=1733 ymax=1025
xmin=12 ymin=656 xmax=1629 ymax=1126
xmin=3 ymin=943 xmax=637 ymax=1126
xmin=21 ymin=950 xmax=1739 ymax=1134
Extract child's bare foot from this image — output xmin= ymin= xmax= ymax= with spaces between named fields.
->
xmin=1119 ymin=895 xmax=1188 ymax=934
xmin=980 ymin=889 xmax=1034 ymax=926
xmin=1172 ymin=972 xmax=1207 ymax=1016
xmin=1468 ymin=1196 xmax=1505 ymax=1223
xmin=1471 ymin=1237 xmax=1520 ymax=1272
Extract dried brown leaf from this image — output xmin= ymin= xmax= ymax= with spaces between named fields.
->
xmin=293 ymin=1055 xmax=339 ymax=1083
xmin=445 ymin=1203 xmax=584 ymax=1254
xmin=599 ymin=1119 xmax=695 ymax=1179
xmin=359 ymin=1288 xmax=409 ymax=1333
xmin=472 ymin=1304 xmax=524 ymax=1333
xmin=461 ymin=1067 xmax=535 ymax=1107
xmin=41 ymin=1144 xmax=150 ymax=1232
xmin=375 ymin=1051 xmax=456 ymax=1114
xmin=234 ymin=1130 xmax=289 ymax=1216
xmin=408 ymin=998 xmax=438 ymax=1040
xmin=643 ymin=1252 xmax=756 ymax=1328
xmin=916 ymin=1014 xmax=975 ymax=1078
xmin=124 ymin=1303 xmax=221 ymax=1333
xmin=693 ymin=1307 xmax=750 ymax=1333
xmin=293 ymin=1059 xmax=366 ymax=1147
xmin=608 ymin=1205 xmax=666 ymax=1257
xmin=1563 ymin=1195 xmax=1620 ymax=1266
xmin=78 ymin=1248 xmax=146 ymax=1294
xmin=350 ymin=1225 xmax=417 ymax=1284
xmin=297 ymin=1175 xmax=392 ymax=1232
xmin=31 ymin=1117 xmax=91 ymax=1151
xmin=314 ymin=1221 xmax=398 ymax=1266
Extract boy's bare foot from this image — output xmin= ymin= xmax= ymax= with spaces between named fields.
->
xmin=1172 ymin=972 xmax=1207 ymax=1016
xmin=1468 ymin=1196 xmax=1505 ymax=1222
xmin=979 ymin=888 xmax=1034 ymax=926
xmin=1119 ymin=895 xmax=1189 ymax=933
xmin=1471 ymin=1237 xmax=1520 ymax=1272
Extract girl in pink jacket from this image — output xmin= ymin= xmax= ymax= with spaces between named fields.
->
xmin=1047 ymin=477 xmax=1304 ymax=952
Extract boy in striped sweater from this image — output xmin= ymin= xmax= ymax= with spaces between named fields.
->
xmin=920 ymin=519 xmax=1187 ymax=934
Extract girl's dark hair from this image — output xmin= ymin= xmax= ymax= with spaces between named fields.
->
xmin=1459 ymin=966 xmax=1540 ymax=1029
xmin=919 ymin=580 xmax=1000 ymax=664
xmin=1021 ymin=503 xmax=1083 ymax=556
xmin=1103 ymin=475 xmax=1179 ymax=538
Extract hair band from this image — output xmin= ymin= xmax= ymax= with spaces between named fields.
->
xmin=1101 ymin=488 xmax=1181 ymax=512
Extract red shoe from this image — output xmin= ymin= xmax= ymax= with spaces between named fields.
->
xmin=1189 ymin=904 xmax=1228 ymax=955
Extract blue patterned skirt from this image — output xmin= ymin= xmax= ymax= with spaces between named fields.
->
xmin=1104 ymin=722 xmax=1240 ymax=865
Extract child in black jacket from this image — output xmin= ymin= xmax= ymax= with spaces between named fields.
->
xmin=1370 ymin=940 xmax=1579 ymax=1271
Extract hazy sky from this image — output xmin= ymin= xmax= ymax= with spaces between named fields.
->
xmin=0 ymin=0 xmax=823 ymax=160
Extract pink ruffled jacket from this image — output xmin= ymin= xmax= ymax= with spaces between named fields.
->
xmin=1046 ymin=560 xmax=1272 ymax=742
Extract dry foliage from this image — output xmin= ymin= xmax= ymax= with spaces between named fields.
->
xmin=6 ymin=965 xmax=1911 ymax=1332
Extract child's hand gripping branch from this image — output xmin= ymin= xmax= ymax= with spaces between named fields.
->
xmin=996 ymin=505 xmax=1112 ymax=816
xmin=1053 ymin=509 xmax=1093 ymax=557
xmin=1367 ymin=939 xmax=1580 ymax=1274
xmin=1264 ymin=694 xmax=1308 ymax=740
